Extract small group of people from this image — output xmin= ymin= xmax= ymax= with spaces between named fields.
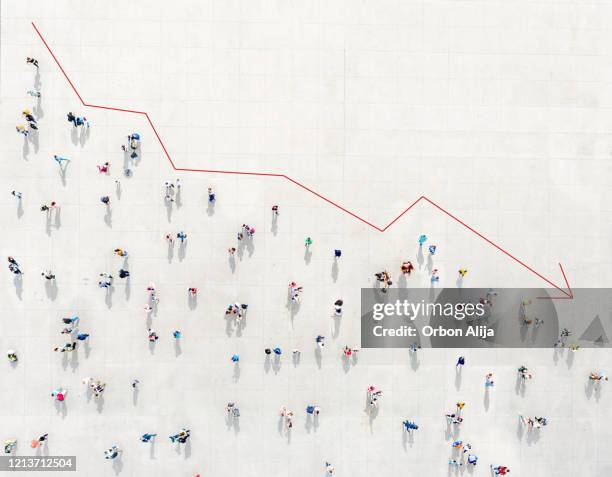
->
xmin=589 ymin=371 xmax=608 ymax=382
xmin=374 ymin=270 xmax=392 ymax=292
xmin=519 ymin=415 xmax=548 ymax=429
xmin=122 ymin=133 xmax=140 ymax=159
xmin=448 ymin=440 xmax=478 ymax=467
xmin=518 ymin=365 xmax=533 ymax=381
xmin=237 ymin=223 xmax=255 ymax=241
xmin=279 ymin=406 xmax=294 ymax=430
xmin=7 ymin=256 xmax=22 ymax=275
xmin=83 ymin=377 xmax=106 ymax=398
xmin=288 ymin=282 xmax=303 ymax=303
xmin=66 ymin=111 xmax=89 ymax=128
xmin=226 ymin=302 xmax=248 ymax=321
xmin=366 ymin=385 xmax=383 ymax=408
xmin=445 ymin=402 xmax=465 ymax=425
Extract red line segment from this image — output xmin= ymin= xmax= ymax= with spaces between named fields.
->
xmin=30 ymin=22 xmax=572 ymax=298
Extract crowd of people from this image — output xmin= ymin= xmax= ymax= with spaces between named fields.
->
xmin=3 ymin=54 xmax=604 ymax=476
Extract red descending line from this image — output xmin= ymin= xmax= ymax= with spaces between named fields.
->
xmin=30 ymin=22 xmax=573 ymax=299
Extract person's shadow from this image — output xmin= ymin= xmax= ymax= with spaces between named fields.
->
xmin=332 ymin=314 xmax=342 ymax=338
xmin=304 ymin=247 xmax=312 ymax=264
xmin=314 ymin=346 xmax=322 ymax=369
xmin=525 ymin=427 xmax=541 ymax=445
xmin=132 ymin=385 xmax=140 ymax=406
xmin=272 ymin=354 xmax=282 ymax=374
xmin=331 ymin=260 xmax=339 ymax=282
xmin=585 ymin=379 xmax=602 ymax=401
xmin=54 ymin=399 xmax=68 ymax=419
xmin=35 ymin=440 xmax=50 ymax=456
xmin=112 ymin=454 xmax=123 ymax=475
xmin=167 ymin=241 xmax=174 ymax=263
xmin=83 ymin=340 xmax=92 ymax=359
xmin=22 ymin=135 xmax=29 ymax=160
xmin=104 ymin=205 xmax=112 ymax=227
xmin=178 ymin=240 xmax=187 ymax=261
xmin=455 ymin=367 xmax=462 ymax=391
xmin=59 ymin=161 xmax=70 ymax=187
xmin=31 ymin=130 xmax=40 ymax=153
xmin=426 ymin=254 xmax=433 ymax=273
xmin=79 ymin=126 xmax=91 ymax=147
xmin=305 ymin=413 xmax=313 ymax=433
xmin=33 ymin=94 xmax=44 ymax=120
xmin=105 ymin=284 xmax=115 ymax=309
xmin=515 ymin=374 xmax=526 ymax=397
xmin=45 ymin=211 xmax=53 ymax=236
xmin=165 ymin=199 xmax=173 ymax=222
xmin=13 ymin=274 xmax=23 ymax=300
xmin=401 ymin=427 xmax=415 ymax=450
xmin=124 ymin=277 xmax=131 ymax=300
xmin=54 ymin=207 xmax=62 ymax=229
xmin=96 ymin=395 xmax=105 ymax=413
xmin=410 ymin=351 xmax=419 ymax=371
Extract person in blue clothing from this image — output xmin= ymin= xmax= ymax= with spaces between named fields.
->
xmin=74 ymin=116 xmax=89 ymax=128
xmin=122 ymin=133 xmax=139 ymax=158
xmin=140 ymin=433 xmax=156 ymax=443
xmin=403 ymin=420 xmax=418 ymax=432
xmin=169 ymin=428 xmax=190 ymax=444
xmin=62 ymin=316 xmax=79 ymax=327
xmin=104 ymin=445 xmax=121 ymax=459
xmin=53 ymin=155 xmax=70 ymax=166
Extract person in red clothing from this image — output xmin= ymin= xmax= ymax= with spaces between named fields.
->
xmin=401 ymin=261 xmax=414 ymax=275
xmin=491 ymin=465 xmax=510 ymax=475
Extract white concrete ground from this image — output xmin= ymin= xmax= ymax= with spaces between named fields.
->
xmin=1 ymin=1 xmax=612 ymax=475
